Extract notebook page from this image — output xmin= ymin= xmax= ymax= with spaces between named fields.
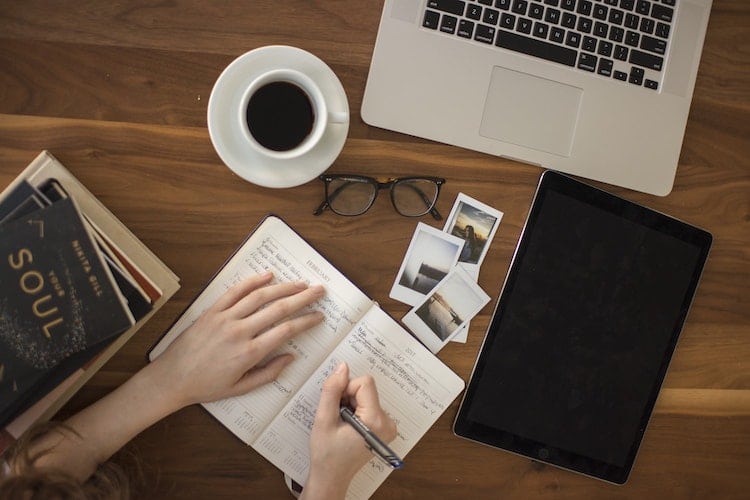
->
xmin=253 ymin=305 xmax=465 ymax=499
xmin=149 ymin=216 xmax=372 ymax=444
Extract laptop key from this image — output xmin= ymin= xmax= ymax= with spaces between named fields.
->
xmin=640 ymin=17 xmax=655 ymax=34
xmin=583 ymin=36 xmax=597 ymax=52
xmin=496 ymin=0 xmax=512 ymax=10
xmin=578 ymin=52 xmax=597 ymax=72
xmin=597 ymin=40 xmax=613 ymax=56
xmin=651 ymin=3 xmax=673 ymax=22
xmin=475 ymin=24 xmax=496 ymax=43
xmin=484 ymin=7 xmax=500 ymax=24
xmin=566 ymin=31 xmax=581 ymax=48
xmin=496 ymin=30 xmax=577 ymax=65
xmin=440 ymin=15 xmax=458 ymax=33
xmin=561 ymin=0 xmax=576 ymax=11
xmin=577 ymin=17 xmax=593 ymax=33
xmin=518 ymin=17 xmax=533 ymax=33
xmin=529 ymin=3 xmax=544 ymax=19
xmin=423 ymin=10 xmax=441 ymax=29
xmin=458 ymin=19 xmax=475 ymax=37
xmin=624 ymin=13 xmax=639 ymax=28
xmin=641 ymin=35 xmax=666 ymax=54
xmin=655 ymin=22 xmax=670 ymax=39
xmin=630 ymin=48 xmax=663 ymax=70
xmin=467 ymin=4 xmax=483 ymax=20
xmin=609 ymin=26 xmax=625 ymax=42
xmin=644 ymin=79 xmax=659 ymax=90
xmin=501 ymin=12 xmax=517 ymax=29
xmin=597 ymin=58 xmax=614 ymax=76
xmin=427 ymin=0 xmax=466 ymax=16
xmin=550 ymin=26 xmax=565 ymax=43
xmin=562 ymin=12 xmax=577 ymax=28
xmin=594 ymin=21 xmax=609 ymax=37
xmin=625 ymin=30 xmax=640 ymax=46
xmin=592 ymin=4 xmax=608 ymax=19
xmin=512 ymin=0 xmax=529 ymax=15
xmin=545 ymin=8 xmax=561 ymax=24
xmin=614 ymin=69 xmax=628 ymax=80
xmin=533 ymin=21 xmax=550 ymax=38
xmin=614 ymin=44 xmax=629 ymax=60
xmin=629 ymin=66 xmax=644 ymax=85
xmin=577 ymin=0 xmax=593 ymax=16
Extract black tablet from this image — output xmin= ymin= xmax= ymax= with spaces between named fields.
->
xmin=453 ymin=171 xmax=712 ymax=484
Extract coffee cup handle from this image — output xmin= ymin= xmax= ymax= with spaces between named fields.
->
xmin=328 ymin=111 xmax=349 ymax=124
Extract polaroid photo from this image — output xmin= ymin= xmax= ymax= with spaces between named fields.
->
xmin=443 ymin=193 xmax=504 ymax=269
xmin=402 ymin=265 xmax=490 ymax=354
xmin=390 ymin=222 xmax=465 ymax=307
xmin=449 ymin=263 xmax=480 ymax=343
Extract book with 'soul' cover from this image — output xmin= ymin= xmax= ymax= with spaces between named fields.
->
xmin=0 ymin=197 xmax=135 ymax=420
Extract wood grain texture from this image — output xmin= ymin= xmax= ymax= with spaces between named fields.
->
xmin=1 ymin=1 xmax=748 ymax=498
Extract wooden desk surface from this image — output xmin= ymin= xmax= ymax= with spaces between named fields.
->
xmin=1 ymin=1 xmax=747 ymax=498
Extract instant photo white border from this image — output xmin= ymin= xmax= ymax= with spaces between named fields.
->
xmin=389 ymin=222 xmax=464 ymax=307
xmin=402 ymin=266 xmax=490 ymax=354
xmin=450 ymin=263 xmax=480 ymax=343
xmin=443 ymin=192 xmax=504 ymax=267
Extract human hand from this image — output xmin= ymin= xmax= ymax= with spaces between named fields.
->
xmin=149 ymin=271 xmax=325 ymax=410
xmin=303 ymin=362 xmax=397 ymax=499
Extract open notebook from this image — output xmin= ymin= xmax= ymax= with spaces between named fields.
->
xmin=149 ymin=215 xmax=465 ymax=499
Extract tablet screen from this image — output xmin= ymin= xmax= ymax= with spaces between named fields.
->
xmin=454 ymin=171 xmax=712 ymax=484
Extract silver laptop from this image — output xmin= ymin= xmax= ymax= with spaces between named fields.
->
xmin=362 ymin=0 xmax=712 ymax=196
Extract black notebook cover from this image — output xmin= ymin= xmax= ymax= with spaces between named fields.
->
xmin=0 ymin=198 xmax=134 ymax=421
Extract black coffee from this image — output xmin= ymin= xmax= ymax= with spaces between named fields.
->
xmin=245 ymin=81 xmax=315 ymax=152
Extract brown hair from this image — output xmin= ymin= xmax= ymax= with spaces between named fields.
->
xmin=0 ymin=422 xmax=137 ymax=500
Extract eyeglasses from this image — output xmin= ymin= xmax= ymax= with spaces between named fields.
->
xmin=313 ymin=174 xmax=445 ymax=220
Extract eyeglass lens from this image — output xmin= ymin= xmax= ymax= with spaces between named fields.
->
xmin=327 ymin=177 xmax=377 ymax=216
xmin=391 ymin=179 xmax=439 ymax=216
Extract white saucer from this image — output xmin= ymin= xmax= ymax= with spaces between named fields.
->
xmin=207 ymin=46 xmax=349 ymax=188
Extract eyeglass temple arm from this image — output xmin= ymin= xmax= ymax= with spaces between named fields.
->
xmin=312 ymin=199 xmax=329 ymax=216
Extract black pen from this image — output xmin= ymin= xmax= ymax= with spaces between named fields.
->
xmin=339 ymin=406 xmax=404 ymax=469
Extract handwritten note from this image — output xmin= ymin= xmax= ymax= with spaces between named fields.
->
xmin=150 ymin=216 xmax=373 ymax=444
xmin=255 ymin=306 xmax=465 ymax=499
xmin=148 ymin=216 xmax=464 ymax=500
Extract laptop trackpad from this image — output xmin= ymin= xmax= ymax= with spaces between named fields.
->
xmin=480 ymin=66 xmax=583 ymax=157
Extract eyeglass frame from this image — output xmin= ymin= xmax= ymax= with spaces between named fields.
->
xmin=313 ymin=174 xmax=446 ymax=220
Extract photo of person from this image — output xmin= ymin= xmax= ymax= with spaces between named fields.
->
xmin=443 ymin=194 xmax=504 ymax=266
xmin=390 ymin=223 xmax=464 ymax=306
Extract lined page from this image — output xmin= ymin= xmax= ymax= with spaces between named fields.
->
xmin=149 ymin=216 xmax=373 ymax=444
xmin=254 ymin=306 xmax=465 ymax=499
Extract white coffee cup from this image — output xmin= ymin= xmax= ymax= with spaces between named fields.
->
xmin=238 ymin=69 xmax=348 ymax=160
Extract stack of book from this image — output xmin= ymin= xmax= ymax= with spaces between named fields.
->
xmin=0 ymin=151 xmax=180 ymax=453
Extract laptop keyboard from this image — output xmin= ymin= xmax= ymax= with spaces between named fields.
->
xmin=422 ymin=0 xmax=675 ymax=90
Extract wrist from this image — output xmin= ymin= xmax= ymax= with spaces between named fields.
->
xmin=137 ymin=358 xmax=191 ymax=414
xmin=301 ymin=468 xmax=353 ymax=500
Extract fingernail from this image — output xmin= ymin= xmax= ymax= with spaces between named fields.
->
xmin=294 ymin=281 xmax=309 ymax=289
xmin=335 ymin=362 xmax=347 ymax=374
xmin=310 ymin=284 xmax=325 ymax=295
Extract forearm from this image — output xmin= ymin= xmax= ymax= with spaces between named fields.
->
xmin=33 ymin=360 xmax=184 ymax=481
